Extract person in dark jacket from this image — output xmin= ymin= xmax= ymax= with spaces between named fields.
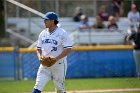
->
xmin=73 ymin=7 xmax=83 ymax=22
xmin=128 ymin=24 xmax=140 ymax=78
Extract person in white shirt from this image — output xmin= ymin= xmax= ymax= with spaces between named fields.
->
xmin=128 ymin=4 xmax=140 ymax=29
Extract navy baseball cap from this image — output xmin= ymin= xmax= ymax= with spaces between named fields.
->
xmin=42 ymin=12 xmax=58 ymax=21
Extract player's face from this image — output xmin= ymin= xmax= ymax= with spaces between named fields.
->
xmin=44 ymin=19 xmax=53 ymax=28
xmin=44 ymin=19 xmax=50 ymax=28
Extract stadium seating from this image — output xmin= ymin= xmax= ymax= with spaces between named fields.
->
xmin=7 ymin=17 xmax=129 ymax=46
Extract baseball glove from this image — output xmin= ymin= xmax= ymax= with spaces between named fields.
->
xmin=40 ymin=57 xmax=57 ymax=67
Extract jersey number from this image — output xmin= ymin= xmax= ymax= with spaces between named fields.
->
xmin=51 ymin=47 xmax=57 ymax=51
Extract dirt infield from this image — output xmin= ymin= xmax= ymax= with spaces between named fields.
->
xmin=42 ymin=88 xmax=140 ymax=93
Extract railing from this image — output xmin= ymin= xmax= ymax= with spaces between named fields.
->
xmin=5 ymin=0 xmax=45 ymax=47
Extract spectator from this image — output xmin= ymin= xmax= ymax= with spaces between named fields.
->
xmin=78 ymin=14 xmax=90 ymax=29
xmin=127 ymin=24 xmax=140 ymax=78
xmin=127 ymin=4 xmax=140 ymax=29
xmin=73 ymin=6 xmax=83 ymax=22
xmin=98 ymin=5 xmax=110 ymax=21
xmin=92 ymin=15 xmax=105 ymax=29
xmin=112 ymin=0 xmax=124 ymax=21
xmin=107 ymin=15 xmax=118 ymax=31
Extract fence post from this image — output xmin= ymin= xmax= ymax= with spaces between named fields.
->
xmin=13 ymin=47 xmax=20 ymax=80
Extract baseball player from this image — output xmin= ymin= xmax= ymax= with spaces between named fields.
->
xmin=32 ymin=12 xmax=73 ymax=93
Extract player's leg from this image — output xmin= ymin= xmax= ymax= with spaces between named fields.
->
xmin=52 ymin=60 xmax=67 ymax=93
xmin=32 ymin=65 xmax=51 ymax=92
xmin=133 ymin=50 xmax=140 ymax=78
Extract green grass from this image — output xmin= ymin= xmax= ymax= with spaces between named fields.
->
xmin=99 ymin=92 xmax=140 ymax=93
xmin=65 ymin=77 xmax=140 ymax=90
xmin=0 ymin=77 xmax=140 ymax=93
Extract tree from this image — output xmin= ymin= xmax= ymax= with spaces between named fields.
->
xmin=0 ymin=0 xmax=5 ymax=38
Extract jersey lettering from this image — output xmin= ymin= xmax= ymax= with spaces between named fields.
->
xmin=42 ymin=39 xmax=58 ymax=45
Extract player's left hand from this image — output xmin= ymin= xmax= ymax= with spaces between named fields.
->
xmin=40 ymin=57 xmax=57 ymax=67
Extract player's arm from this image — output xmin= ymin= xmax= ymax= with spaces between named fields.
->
xmin=36 ymin=32 xmax=43 ymax=61
xmin=37 ymin=48 xmax=43 ymax=61
xmin=55 ymin=48 xmax=72 ymax=61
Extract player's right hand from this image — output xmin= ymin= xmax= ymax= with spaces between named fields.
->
xmin=39 ymin=58 xmax=44 ymax=63
xmin=39 ymin=55 xmax=44 ymax=62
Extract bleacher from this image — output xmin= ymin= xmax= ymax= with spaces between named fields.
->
xmin=8 ymin=17 xmax=130 ymax=32
xmin=7 ymin=17 xmax=130 ymax=46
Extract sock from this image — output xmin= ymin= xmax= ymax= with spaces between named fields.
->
xmin=32 ymin=88 xmax=41 ymax=93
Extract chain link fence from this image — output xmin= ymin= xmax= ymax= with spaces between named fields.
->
xmin=0 ymin=46 xmax=136 ymax=81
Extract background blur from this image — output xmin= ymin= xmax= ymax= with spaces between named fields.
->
xmin=0 ymin=0 xmax=140 ymax=47
xmin=0 ymin=0 xmax=140 ymax=83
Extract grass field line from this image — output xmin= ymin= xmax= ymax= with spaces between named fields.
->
xmin=42 ymin=88 xmax=140 ymax=93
